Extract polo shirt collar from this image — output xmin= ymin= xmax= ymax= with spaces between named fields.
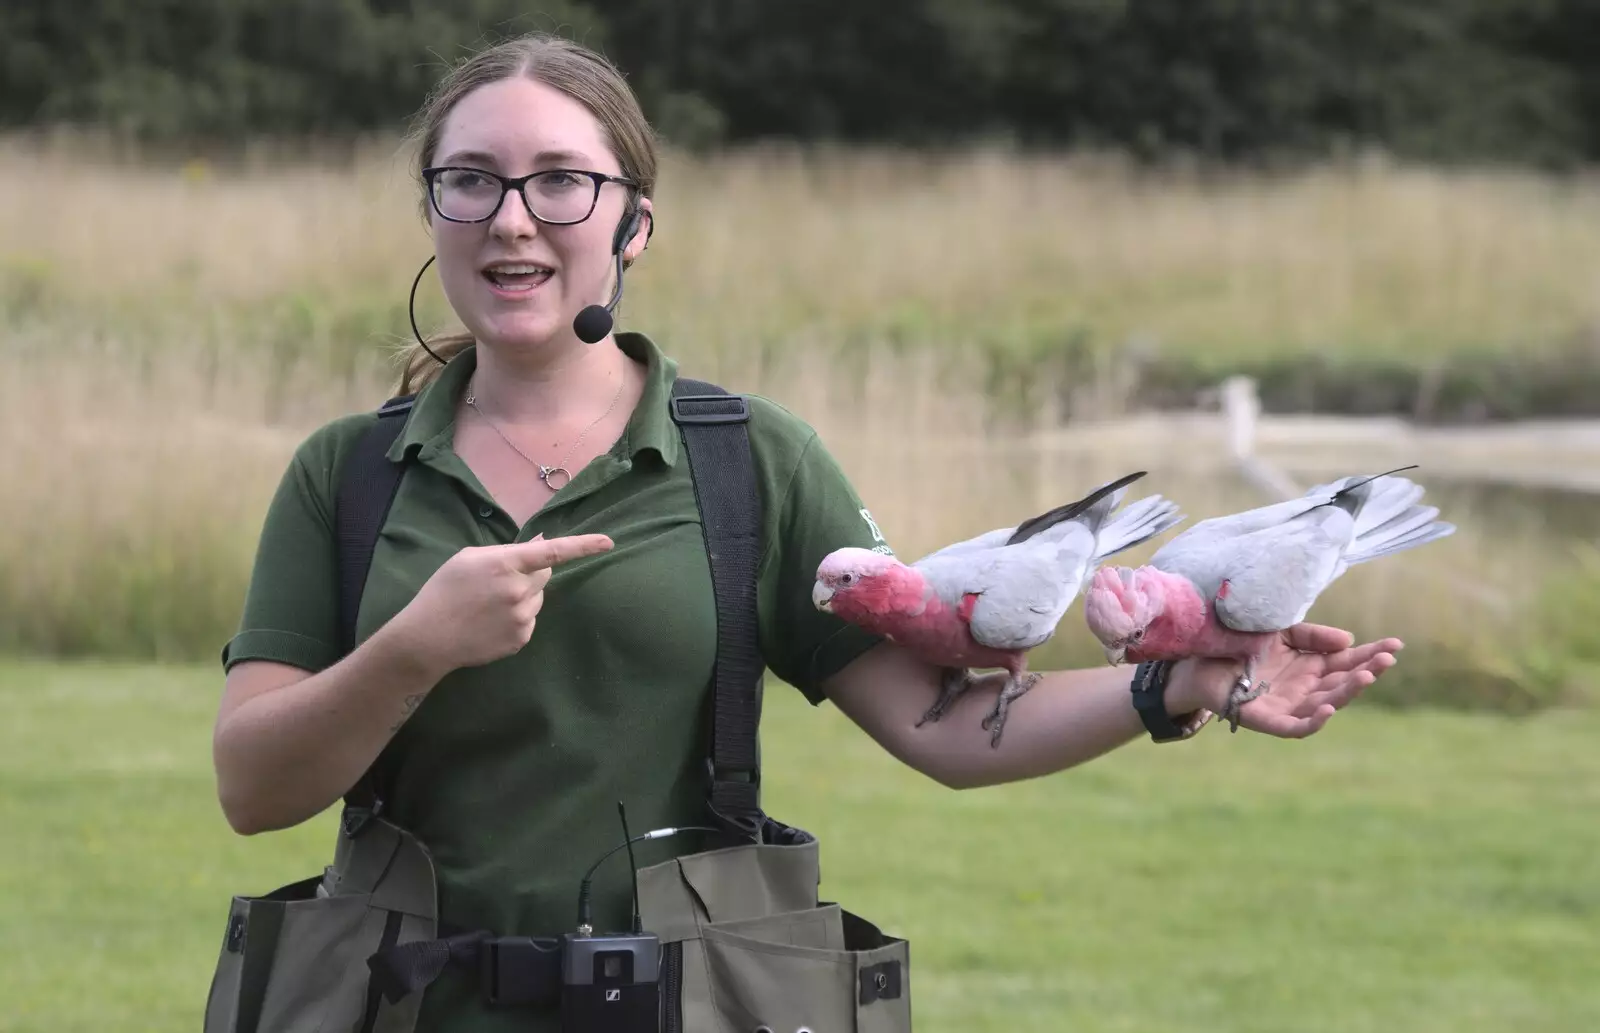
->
xmin=615 ymin=331 xmax=682 ymax=467
xmin=385 ymin=331 xmax=683 ymax=467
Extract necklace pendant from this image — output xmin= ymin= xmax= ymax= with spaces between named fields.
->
xmin=539 ymin=465 xmax=572 ymax=491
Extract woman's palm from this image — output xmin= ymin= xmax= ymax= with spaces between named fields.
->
xmin=1191 ymin=623 xmax=1403 ymax=739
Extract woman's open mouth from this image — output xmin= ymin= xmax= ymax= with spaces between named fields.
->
xmin=482 ymin=262 xmax=554 ymax=296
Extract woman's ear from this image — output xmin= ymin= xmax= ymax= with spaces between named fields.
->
xmin=623 ymin=196 xmax=654 ymax=264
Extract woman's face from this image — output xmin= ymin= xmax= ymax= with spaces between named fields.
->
xmin=427 ymin=76 xmax=649 ymax=354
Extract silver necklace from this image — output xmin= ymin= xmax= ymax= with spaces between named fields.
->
xmin=465 ymin=373 xmax=625 ymax=491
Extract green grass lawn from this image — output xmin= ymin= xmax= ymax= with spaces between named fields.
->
xmin=2 ymin=657 xmax=1597 ymax=1033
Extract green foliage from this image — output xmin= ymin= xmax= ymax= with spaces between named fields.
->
xmin=5 ymin=1 xmax=1600 ymax=165
xmin=0 ymin=0 xmax=602 ymax=140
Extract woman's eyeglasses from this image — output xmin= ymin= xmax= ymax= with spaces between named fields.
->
xmin=422 ymin=166 xmax=639 ymax=225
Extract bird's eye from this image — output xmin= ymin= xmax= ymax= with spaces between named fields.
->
xmin=841 ymin=573 xmax=855 ymax=585
xmin=1131 ymin=630 xmax=1144 ymax=642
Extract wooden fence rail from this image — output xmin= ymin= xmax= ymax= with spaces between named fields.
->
xmin=1022 ymin=376 xmax=1600 ymax=500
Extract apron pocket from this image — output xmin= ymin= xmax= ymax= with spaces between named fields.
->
xmin=202 ymin=875 xmax=418 ymax=1033
xmin=670 ymin=904 xmax=911 ymax=1033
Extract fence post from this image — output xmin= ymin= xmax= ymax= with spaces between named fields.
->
xmin=1221 ymin=375 xmax=1301 ymax=500
xmin=1222 ymin=375 xmax=1259 ymax=462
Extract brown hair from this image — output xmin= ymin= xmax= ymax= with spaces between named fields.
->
xmin=395 ymin=33 xmax=659 ymax=394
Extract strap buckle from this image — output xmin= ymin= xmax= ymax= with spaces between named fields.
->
xmin=705 ymin=756 xmax=760 ymax=787
xmin=705 ymin=758 xmax=763 ymax=841
xmin=340 ymin=801 xmax=382 ymax=838
xmin=669 ymin=394 xmax=750 ymax=425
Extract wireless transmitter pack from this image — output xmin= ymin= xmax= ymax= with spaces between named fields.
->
xmin=561 ymin=803 xmax=716 ymax=1033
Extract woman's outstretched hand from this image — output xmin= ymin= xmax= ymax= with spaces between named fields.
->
xmin=1169 ymin=623 xmax=1403 ymax=739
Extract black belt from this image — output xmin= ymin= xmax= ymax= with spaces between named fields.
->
xmin=366 ymin=927 xmax=564 ymax=1008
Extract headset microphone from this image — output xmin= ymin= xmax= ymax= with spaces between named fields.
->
xmin=571 ymin=247 xmax=625 ymax=344
xmin=572 ymin=203 xmax=646 ymax=345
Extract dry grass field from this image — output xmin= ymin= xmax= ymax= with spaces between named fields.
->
xmin=3 ymin=132 xmax=1600 ymax=706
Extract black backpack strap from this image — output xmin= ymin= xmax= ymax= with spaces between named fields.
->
xmin=669 ymin=376 xmax=765 ymax=841
xmin=333 ymin=393 xmax=416 ymax=817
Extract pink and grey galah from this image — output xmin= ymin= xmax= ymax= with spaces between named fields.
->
xmin=1083 ymin=467 xmax=1455 ymax=730
xmin=812 ymin=470 xmax=1185 ymax=747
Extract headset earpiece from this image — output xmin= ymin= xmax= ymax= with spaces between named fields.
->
xmin=612 ymin=203 xmax=644 ymax=256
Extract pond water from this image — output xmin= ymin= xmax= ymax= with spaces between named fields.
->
xmin=1426 ymin=477 xmax=1600 ymax=546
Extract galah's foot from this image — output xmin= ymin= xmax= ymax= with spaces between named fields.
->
xmin=981 ymin=672 xmax=1043 ymax=748
xmin=916 ymin=668 xmax=973 ymax=728
xmin=1222 ymin=670 xmax=1269 ymax=733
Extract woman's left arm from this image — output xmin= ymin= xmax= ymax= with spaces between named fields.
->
xmin=820 ymin=624 xmax=1404 ymax=790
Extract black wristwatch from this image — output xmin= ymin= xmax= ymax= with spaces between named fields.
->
xmin=1130 ymin=661 xmax=1211 ymax=742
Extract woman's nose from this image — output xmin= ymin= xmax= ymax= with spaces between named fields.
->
xmin=490 ymin=187 xmax=539 ymax=240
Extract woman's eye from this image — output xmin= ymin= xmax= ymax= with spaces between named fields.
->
xmin=444 ymin=170 xmax=492 ymax=191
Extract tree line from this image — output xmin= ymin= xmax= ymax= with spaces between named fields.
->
xmin=4 ymin=0 xmax=1600 ymax=166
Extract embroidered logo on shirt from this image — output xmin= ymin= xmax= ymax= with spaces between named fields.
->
xmin=860 ymin=508 xmax=895 ymax=555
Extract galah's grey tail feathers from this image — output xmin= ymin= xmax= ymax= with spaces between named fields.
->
xmin=1005 ymin=470 xmax=1148 ymax=546
xmin=1344 ymin=519 xmax=1456 ymax=565
xmin=1092 ymin=494 xmax=1186 ymax=560
xmin=1361 ymin=480 xmax=1426 ymax=532
xmin=1314 ymin=467 xmax=1455 ymax=565
xmin=1355 ymin=500 xmax=1439 ymax=548
xmin=1337 ymin=477 xmax=1455 ymax=566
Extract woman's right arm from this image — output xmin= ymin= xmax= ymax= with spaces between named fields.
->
xmin=213 ymin=615 xmax=450 ymax=835
xmin=213 ymin=532 xmax=613 ymax=835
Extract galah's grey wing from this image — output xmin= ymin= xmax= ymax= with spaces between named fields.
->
xmin=962 ymin=530 xmax=1099 ymax=651
xmin=1150 ymin=494 xmax=1328 ymax=559
xmin=1200 ymin=509 xmax=1355 ymax=633
xmin=913 ymin=503 xmax=1114 ymax=569
xmin=911 ymin=526 xmax=1016 ymax=567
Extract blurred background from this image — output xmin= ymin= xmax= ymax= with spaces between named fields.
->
xmin=2 ymin=2 xmax=1597 ymax=1031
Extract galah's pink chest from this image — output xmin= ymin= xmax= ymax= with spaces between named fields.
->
xmin=1126 ymin=579 xmax=1271 ymax=663
xmin=884 ymin=587 xmax=1015 ymax=668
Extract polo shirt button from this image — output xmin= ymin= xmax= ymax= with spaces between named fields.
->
xmin=477 ymin=504 xmax=494 ymax=519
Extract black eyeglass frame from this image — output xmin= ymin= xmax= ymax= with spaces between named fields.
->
xmin=421 ymin=166 xmax=641 ymax=225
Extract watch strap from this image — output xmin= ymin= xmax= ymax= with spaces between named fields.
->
xmin=1130 ymin=661 xmax=1211 ymax=742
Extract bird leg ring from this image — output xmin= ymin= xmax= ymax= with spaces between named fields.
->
xmin=1222 ymin=670 xmax=1269 ymax=733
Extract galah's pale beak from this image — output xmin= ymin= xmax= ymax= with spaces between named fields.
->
xmin=812 ymin=581 xmax=834 ymax=612
xmin=1103 ymin=644 xmax=1127 ymax=666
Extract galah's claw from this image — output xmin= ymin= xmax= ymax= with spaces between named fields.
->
xmin=917 ymin=668 xmax=974 ymax=728
xmin=1222 ymin=671 xmax=1269 ymax=733
xmin=981 ymin=672 xmax=1043 ymax=748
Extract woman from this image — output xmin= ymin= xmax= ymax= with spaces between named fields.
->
xmin=212 ymin=32 xmax=1403 ymax=1032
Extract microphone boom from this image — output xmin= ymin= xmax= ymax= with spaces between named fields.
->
xmin=573 ymin=250 xmax=627 ymax=343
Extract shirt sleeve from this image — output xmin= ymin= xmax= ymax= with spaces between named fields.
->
xmin=219 ymin=421 xmax=352 ymax=674
xmin=754 ymin=403 xmax=894 ymax=704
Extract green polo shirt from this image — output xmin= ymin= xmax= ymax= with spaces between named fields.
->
xmin=220 ymin=332 xmax=892 ymax=1032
